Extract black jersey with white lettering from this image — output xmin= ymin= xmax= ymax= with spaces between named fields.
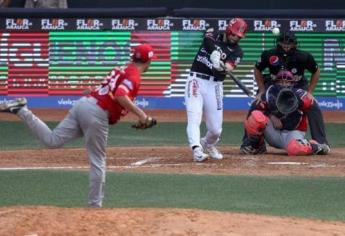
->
xmin=190 ymin=28 xmax=243 ymax=81
xmin=255 ymin=48 xmax=318 ymax=89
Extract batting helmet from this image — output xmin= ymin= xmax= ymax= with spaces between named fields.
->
xmin=276 ymin=88 xmax=299 ymax=115
xmin=226 ymin=18 xmax=248 ymax=38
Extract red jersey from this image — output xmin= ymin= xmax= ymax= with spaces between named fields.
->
xmin=90 ymin=63 xmax=141 ymax=124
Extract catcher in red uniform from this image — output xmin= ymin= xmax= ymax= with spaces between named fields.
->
xmin=241 ymin=70 xmax=330 ymax=156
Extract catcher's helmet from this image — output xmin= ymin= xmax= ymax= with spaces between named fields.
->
xmin=226 ymin=18 xmax=248 ymax=38
xmin=276 ymin=70 xmax=294 ymax=80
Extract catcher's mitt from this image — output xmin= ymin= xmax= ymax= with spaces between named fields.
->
xmin=132 ymin=116 xmax=157 ymax=129
xmin=275 ymin=88 xmax=299 ymax=115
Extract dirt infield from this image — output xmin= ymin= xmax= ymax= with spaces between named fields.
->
xmin=1 ymin=109 xmax=345 ymax=235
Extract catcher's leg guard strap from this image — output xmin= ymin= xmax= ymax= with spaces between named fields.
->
xmin=245 ymin=110 xmax=269 ymax=136
xmin=286 ymin=139 xmax=313 ymax=156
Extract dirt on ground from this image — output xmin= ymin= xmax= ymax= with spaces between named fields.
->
xmin=1 ymin=109 xmax=345 ymax=236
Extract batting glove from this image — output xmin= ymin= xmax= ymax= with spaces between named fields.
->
xmin=210 ymin=50 xmax=224 ymax=71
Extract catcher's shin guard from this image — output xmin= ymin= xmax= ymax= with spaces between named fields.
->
xmin=286 ymin=139 xmax=313 ymax=156
xmin=240 ymin=110 xmax=268 ymax=155
xmin=244 ymin=110 xmax=269 ymax=136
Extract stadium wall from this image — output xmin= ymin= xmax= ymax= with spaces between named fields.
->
xmin=7 ymin=0 xmax=345 ymax=10
xmin=0 ymin=8 xmax=344 ymax=110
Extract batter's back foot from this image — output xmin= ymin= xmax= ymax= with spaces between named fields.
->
xmin=200 ymin=138 xmax=223 ymax=160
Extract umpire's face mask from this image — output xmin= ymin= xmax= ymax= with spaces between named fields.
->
xmin=277 ymin=42 xmax=296 ymax=56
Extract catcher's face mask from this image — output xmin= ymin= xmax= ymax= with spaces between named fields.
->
xmin=275 ymin=70 xmax=295 ymax=88
xmin=276 ymin=32 xmax=297 ymax=54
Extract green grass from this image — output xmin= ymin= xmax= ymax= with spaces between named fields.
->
xmin=0 ymin=121 xmax=344 ymax=150
xmin=1 ymin=171 xmax=345 ymax=221
xmin=1 ymin=120 xmax=345 ymax=221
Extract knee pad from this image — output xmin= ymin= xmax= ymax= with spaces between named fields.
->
xmin=245 ymin=110 xmax=269 ymax=136
xmin=286 ymin=139 xmax=313 ymax=156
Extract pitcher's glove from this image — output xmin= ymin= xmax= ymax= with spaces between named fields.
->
xmin=132 ymin=116 xmax=157 ymax=129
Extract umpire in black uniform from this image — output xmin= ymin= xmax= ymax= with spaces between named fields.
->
xmin=241 ymin=31 xmax=328 ymax=154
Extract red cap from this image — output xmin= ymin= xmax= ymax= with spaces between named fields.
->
xmin=132 ymin=44 xmax=156 ymax=63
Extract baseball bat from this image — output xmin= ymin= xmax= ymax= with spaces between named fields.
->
xmin=227 ymin=71 xmax=255 ymax=98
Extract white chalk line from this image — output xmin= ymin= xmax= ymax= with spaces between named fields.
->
xmin=130 ymin=157 xmax=160 ymax=166
xmin=267 ymin=161 xmax=335 ymax=168
xmin=267 ymin=162 xmax=308 ymax=165
xmin=0 ymin=163 xmax=186 ymax=171
xmin=0 ymin=166 xmax=89 ymax=171
xmin=0 ymin=157 xmax=333 ymax=170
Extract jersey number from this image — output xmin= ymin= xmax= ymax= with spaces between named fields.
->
xmin=96 ymin=69 xmax=121 ymax=95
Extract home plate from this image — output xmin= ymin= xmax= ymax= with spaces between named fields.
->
xmin=267 ymin=162 xmax=308 ymax=165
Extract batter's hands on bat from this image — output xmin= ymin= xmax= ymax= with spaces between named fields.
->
xmin=210 ymin=50 xmax=224 ymax=71
xmin=132 ymin=116 xmax=157 ymax=129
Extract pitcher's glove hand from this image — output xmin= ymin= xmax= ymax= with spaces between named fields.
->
xmin=132 ymin=116 xmax=157 ymax=129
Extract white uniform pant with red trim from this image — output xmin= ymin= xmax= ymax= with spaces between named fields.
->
xmin=185 ymin=74 xmax=223 ymax=148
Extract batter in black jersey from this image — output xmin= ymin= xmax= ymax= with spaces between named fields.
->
xmin=185 ymin=18 xmax=248 ymax=162
xmin=190 ymin=28 xmax=243 ymax=81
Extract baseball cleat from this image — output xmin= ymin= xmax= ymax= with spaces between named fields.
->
xmin=200 ymin=138 xmax=223 ymax=160
xmin=310 ymin=140 xmax=330 ymax=155
xmin=240 ymin=144 xmax=267 ymax=155
xmin=0 ymin=97 xmax=27 ymax=114
xmin=193 ymin=146 xmax=208 ymax=162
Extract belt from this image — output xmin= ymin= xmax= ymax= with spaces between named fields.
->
xmin=189 ymin=72 xmax=222 ymax=82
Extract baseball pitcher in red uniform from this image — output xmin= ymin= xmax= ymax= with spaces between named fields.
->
xmin=0 ymin=43 xmax=157 ymax=207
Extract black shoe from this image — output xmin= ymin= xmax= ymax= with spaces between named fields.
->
xmin=0 ymin=98 xmax=27 ymax=114
xmin=240 ymin=144 xmax=267 ymax=155
xmin=310 ymin=140 xmax=330 ymax=155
